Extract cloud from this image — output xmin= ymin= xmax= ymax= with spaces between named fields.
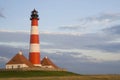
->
xmin=102 ymin=25 xmax=120 ymax=35
xmin=41 ymin=42 xmax=53 ymax=46
xmin=80 ymin=13 xmax=120 ymax=26
xmin=58 ymin=12 xmax=120 ymax=34
xmin=0 ymin=56 xmax=8 ymax=68
xmin=40 ymin=31 xmax=82 ymax=36
xmin=0 ymin=9 xmax=5 ymax=18
xmin=41 ymin=49 xmax=120 ymax=74
xmin=41 ymin=31 xmax=120 ymax=54
xmin=88 ymin=42 xmax=120 ymax=53
xmin=0 ymin=42 xmax=28 ymax=49
xmin=0 ymin=30 xmax=29 ymax=42
xmin=0 ymin=29 xmax=120 ymax=74
xmin=59 ymin=25 xmax=81 ymax=30
xmin=0 ymin=56 xmax=8 ymax=62
xmin=0 ymin=13 xmax=5 ymax=18
xmin=1 ymin=29 xmax=120 ymax=57
xmin=41 ymin=48 xmax=120 ymax=62
xmin=85 ymin=25 xmax=120 ymax=53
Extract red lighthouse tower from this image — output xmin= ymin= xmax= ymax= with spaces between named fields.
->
xmin=29 ymin=9 xmax=41 ymax=66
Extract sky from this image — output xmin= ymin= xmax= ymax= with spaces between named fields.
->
xmin=0 ymin=0 xmax=120 ymax=74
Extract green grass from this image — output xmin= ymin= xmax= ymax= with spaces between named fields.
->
xmin=1 ymin=71 xmax=120 ymax=80
xmin=0 ymin=71 xmax=79 ymax=78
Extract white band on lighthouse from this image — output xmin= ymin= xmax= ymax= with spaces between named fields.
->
xmin=29 ymin=44 xmax=40 ymax=52
xmin=31 ymin=26 xmax=39 ymax=34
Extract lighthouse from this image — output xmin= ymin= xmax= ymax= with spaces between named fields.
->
xmin=29 ymin=9 xmax=41 ymax=66
xmin=5 ymin=9 xmax=63 ymax=70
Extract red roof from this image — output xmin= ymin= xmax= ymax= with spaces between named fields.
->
xmin=6 ymin=51 xmax=34 ymax=67
xmin=41 ymin=56 xmax=59 ymax=68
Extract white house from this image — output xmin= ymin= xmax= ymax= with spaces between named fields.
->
xmin=6 ymin=51 xmax=34 ymax=69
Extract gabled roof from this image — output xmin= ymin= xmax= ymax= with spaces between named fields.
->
xmin=41 ymin=56 xmax=59 ymax=68
xmin=6 ymin=51 xmax=34 ymax=67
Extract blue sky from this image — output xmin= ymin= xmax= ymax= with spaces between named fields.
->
xmin=0 ymin=0 xmax=120 ymax=74
xmin=1 ymin=0 xmax=120 ymax=32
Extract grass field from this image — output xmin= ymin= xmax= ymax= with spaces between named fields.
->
xmin=0 ymin=71 xmax=120 ymax=80
xmin=0 ymin=75 xmax=120 ymax=80
xmin=0 ymin=71 xmax=78 ymax=78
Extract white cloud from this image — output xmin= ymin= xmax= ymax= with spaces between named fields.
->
xmin=0 ymin=26 xmax=120 ymax=74
xmin=41 ymin=31 xmax=82 ymax=36
xmin=0 ymin=56 xmax=9 ymax=62
xmin=41 ymin=42 xmax=54 ymax=46
xmin=80 ymin=13 xmax=120 ymax=26
xmin=107 ymin=38 xmax=120 ymax=44
xmin=1 ymin=28 xmax=120 ymax=63
xmin=59 ymin=25 xmax=80 ymax=30
xmin=58 ymin=12 xmax=120 ymax=34
xmin=73 ymin=49 xmax=120 ymax=62
xmin=0 ymin=29 xmax=83 ymax=36
xmin=0 ymin=29 xmax=29 ymax=33
xmin=41 ymin=48 xmax=120 ymax=62
xmin=0 ymin=42 xmax=28 ymax=49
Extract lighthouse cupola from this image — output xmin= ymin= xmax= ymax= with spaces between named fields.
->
xmin=30 ymin=9 xmax=39 ymax=20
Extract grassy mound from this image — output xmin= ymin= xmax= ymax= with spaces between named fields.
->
xmin=0 ymin=71 xmax=79 ymax=78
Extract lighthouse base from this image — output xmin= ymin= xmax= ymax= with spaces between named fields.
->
xmin=33 ymin=64 xmax=42 ymax=67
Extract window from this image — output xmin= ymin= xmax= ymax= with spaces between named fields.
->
xmin=18 ymin=65 xmax=20 ymax=68
xmin=12 ymin=66 xmax=13 ymax=69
